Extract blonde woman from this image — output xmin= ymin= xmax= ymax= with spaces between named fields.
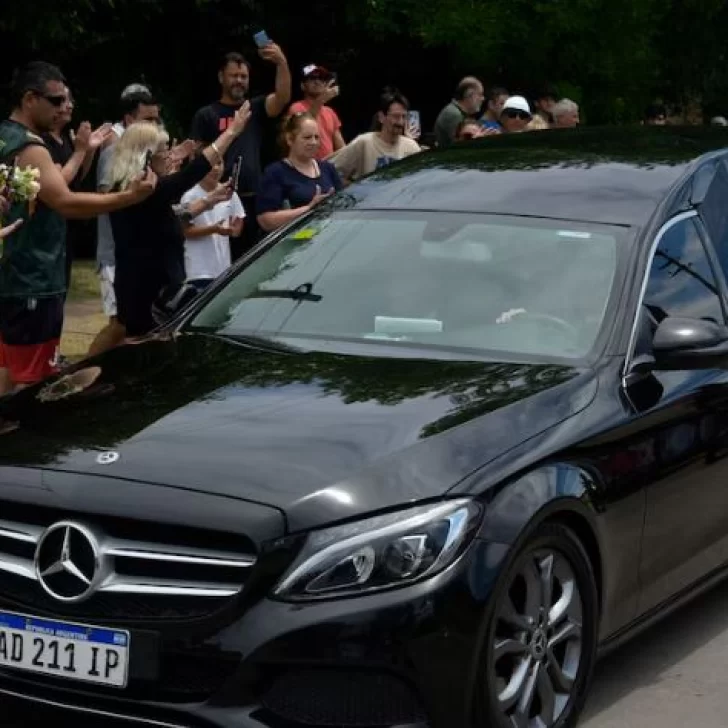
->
xmin=526 ymin=115 xmax=549 ymax=131
xmin=105 ymin=102 xmax=250 ymax=337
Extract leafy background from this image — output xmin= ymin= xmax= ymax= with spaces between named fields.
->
xmin=2 ymin=0 xmax=728 ymax=137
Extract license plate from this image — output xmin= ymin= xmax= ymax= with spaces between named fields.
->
xmin=0 ymin=610 xmax=130 ymax=688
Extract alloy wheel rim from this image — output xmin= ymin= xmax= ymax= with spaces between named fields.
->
xmin=489 ymin=547 xmax=584 ymax=727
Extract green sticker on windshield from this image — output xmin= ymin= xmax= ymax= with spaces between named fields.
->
xmin=290 ymin=228 xmax=317 ymax=241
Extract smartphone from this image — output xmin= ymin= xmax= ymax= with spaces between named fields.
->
xmin=253 ymin=30 xmax=270 ymax=48
xmin=330 ymin=72 xmax=338 ymax=85
xmin=144 ymin=150 xmax=153 ymax=168
xmin=231 ymin=156 xmax=242 ymax=189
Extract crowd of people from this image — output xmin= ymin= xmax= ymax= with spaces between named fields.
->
xmin=0 ymin=42 xmax=722 ymax=398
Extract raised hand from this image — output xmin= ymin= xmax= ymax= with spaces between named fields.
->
xmin=87 ymin=123 xmax=114 ymax=151
xmin=167 ymin=139 xmax=199 ymax=164
xmin=308 ymin=184 xmax=334 ymax=209
xmin=322 ymin=81 xmax=340 ymax=104
xmin=73 ymin=122 xmax=93 ymax=152
xmin=258 ymin=42 xmax=287 ymax=66
xmin=207 ymin=181 xmax=234 ymax=206
xmin=229 ymin=101 xmax=252 ymax=135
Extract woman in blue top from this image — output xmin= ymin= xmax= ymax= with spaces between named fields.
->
xmin=257 ymin=111 xmax=342 ymax=233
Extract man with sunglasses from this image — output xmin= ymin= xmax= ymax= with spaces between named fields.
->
xmin=289 ymin=64 xmax=345 ymax=160
xmin=499 ymin=96 xmax=533 ymax=133
xmin=0 ymin=61 xmax=157 ymax=396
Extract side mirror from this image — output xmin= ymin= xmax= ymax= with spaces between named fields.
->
xmin=653 ymin=316 xmax=728 ymax=369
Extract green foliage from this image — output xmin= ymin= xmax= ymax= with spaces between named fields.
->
xmin=351 ymin=0 xmax=728 ymax=123
xmin=1 ymin=0 xmax=726 ymax=128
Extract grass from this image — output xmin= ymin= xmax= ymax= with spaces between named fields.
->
xmin=67 ymin=259 xmax=100 ymax=301
xmin=61 ymin=260 xmax=106 ymax=360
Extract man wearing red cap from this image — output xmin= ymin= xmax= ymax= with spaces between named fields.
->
xmin=289 ymin=65 xmax=345 ymax=160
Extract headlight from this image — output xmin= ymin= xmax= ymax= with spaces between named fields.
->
xmin=272 ymin=499 xmax=481 ymax=601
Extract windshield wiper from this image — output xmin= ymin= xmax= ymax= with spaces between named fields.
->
xmin=196 ymin=331 xmax=299 ymax=354
xmin=248 ymin=282 xmax=321 ymax=302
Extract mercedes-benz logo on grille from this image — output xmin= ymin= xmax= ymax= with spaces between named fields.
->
xmin=34 ymin=522 xmax=102 ymax=603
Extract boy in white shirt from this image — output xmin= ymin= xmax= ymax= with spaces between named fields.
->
xmin=181 ymin=160 xmax=245 ymax=291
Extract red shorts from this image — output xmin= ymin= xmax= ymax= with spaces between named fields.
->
xmin=0 ymin=296 xmax=63 ymax=384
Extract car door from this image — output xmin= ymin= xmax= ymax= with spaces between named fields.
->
xmin=632 ymin=211 xmax=728 ymax=614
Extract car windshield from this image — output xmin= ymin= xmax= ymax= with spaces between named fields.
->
xmin=186 ymin=210 xmax=623 ymax=360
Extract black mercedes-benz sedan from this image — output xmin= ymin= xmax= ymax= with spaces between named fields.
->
xmin=3 ymin=126 xmax=728 ymax=728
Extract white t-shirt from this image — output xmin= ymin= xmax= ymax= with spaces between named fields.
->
xmin=330 ymin=132 xmax=420 ymax=181
xmin=181 ymin=184 xmax=245 ymax=281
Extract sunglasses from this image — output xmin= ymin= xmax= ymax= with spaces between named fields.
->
xmin=503 ymin=109 xmax=531 ymax=121
xmin=34 ymin=91 xmax=68 ymax=107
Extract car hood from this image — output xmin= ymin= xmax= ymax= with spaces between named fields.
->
xmin=0 ymin=334 xmax=596 ymax=531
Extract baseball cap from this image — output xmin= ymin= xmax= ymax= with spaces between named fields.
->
xmin=121 ymin=83 xmax=151 ymax=99
xmin=501 ymin=96 xmax=532 ymax=116
xmin=302 ymin=64 xmax=332 ymax=80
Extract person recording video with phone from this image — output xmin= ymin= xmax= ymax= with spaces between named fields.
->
xmin=289 ymin=64 xmax=345 ymax=160
xmin=181 ymin=159 xmax=244 ymax=292
xmin=104 ymin=102 xmax=251 ymax=338
xmin=189 ymin=37 xmax=291 ymax=260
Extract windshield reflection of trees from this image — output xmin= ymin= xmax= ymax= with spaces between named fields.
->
xmin=350 ymin=126 xmax=728 ymax=184
xmin=0 ymin=335 xmax=576 ymax=466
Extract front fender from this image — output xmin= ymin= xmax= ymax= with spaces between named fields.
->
xmin=477 ymin=464 xmax=600 ymax=545
xmin=471 ymin=463 xmax=642 ymax=641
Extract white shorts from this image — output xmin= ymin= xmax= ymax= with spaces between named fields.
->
xmin=99 ymin=265 xmax=117 ymax=317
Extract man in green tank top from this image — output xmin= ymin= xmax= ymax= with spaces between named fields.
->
xmin=0 ymin=61 xmax=158 ymax=396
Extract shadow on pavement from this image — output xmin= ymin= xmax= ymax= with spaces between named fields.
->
xmin=583 ymin=578 xmax=728 ymax=725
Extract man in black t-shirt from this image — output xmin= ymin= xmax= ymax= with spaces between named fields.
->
xmin=189 ymin=43 xmax=291 ymax=260
xmin=42 ymin=86 xmax=112 ymax=290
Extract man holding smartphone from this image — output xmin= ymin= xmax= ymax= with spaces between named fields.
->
xmin=289 ymin=64 xmax=345 ymax=160
xmin=189 ymin=37 xmax=291 ymax=260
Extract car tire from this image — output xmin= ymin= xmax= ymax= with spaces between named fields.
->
xmin=473 ymin=522 xmax=598 ymax=728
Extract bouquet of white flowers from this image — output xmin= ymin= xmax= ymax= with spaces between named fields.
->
xmin=0 ymin=162 xmax=41 ymax=208
xmin=0 ymin=162 xmax=41 ymax=247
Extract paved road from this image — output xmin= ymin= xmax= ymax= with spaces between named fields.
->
xmin=5 ymin=580 xmax=728 ymax=727
xmin=582 ymin=578 xmax=728 ymax=727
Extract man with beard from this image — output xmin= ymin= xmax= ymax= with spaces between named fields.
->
xmin=0 ymin=61 xmax=156 ymax=395
xmin=189 ymin=43 xmax=291 ymax=259
xmin=330 ymin=89 xmax=420 ymax=184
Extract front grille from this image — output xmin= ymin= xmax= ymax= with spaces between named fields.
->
xmin=0 ymin=571 xmax=226 ymax=621
xmin=0 ymin=504 xmax=256 ymax=623
xmin=260 ymin=669 xmax=428 ymax=727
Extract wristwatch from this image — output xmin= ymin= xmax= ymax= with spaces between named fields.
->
xmin=172 ymin=202 xmax=194 ymax=224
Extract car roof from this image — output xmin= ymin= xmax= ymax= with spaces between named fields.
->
xmin=346 ymin=126 xmax=728 ymax=227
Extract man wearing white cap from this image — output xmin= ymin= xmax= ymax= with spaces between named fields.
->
xmin=500 ymin=96 xmax=532 ymax=133
xmin=289 ymin=64 xmax=345 ymax=160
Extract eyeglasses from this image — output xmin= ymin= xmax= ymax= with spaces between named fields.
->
xmin=503 ymin=109 xmax=531 ymax=121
